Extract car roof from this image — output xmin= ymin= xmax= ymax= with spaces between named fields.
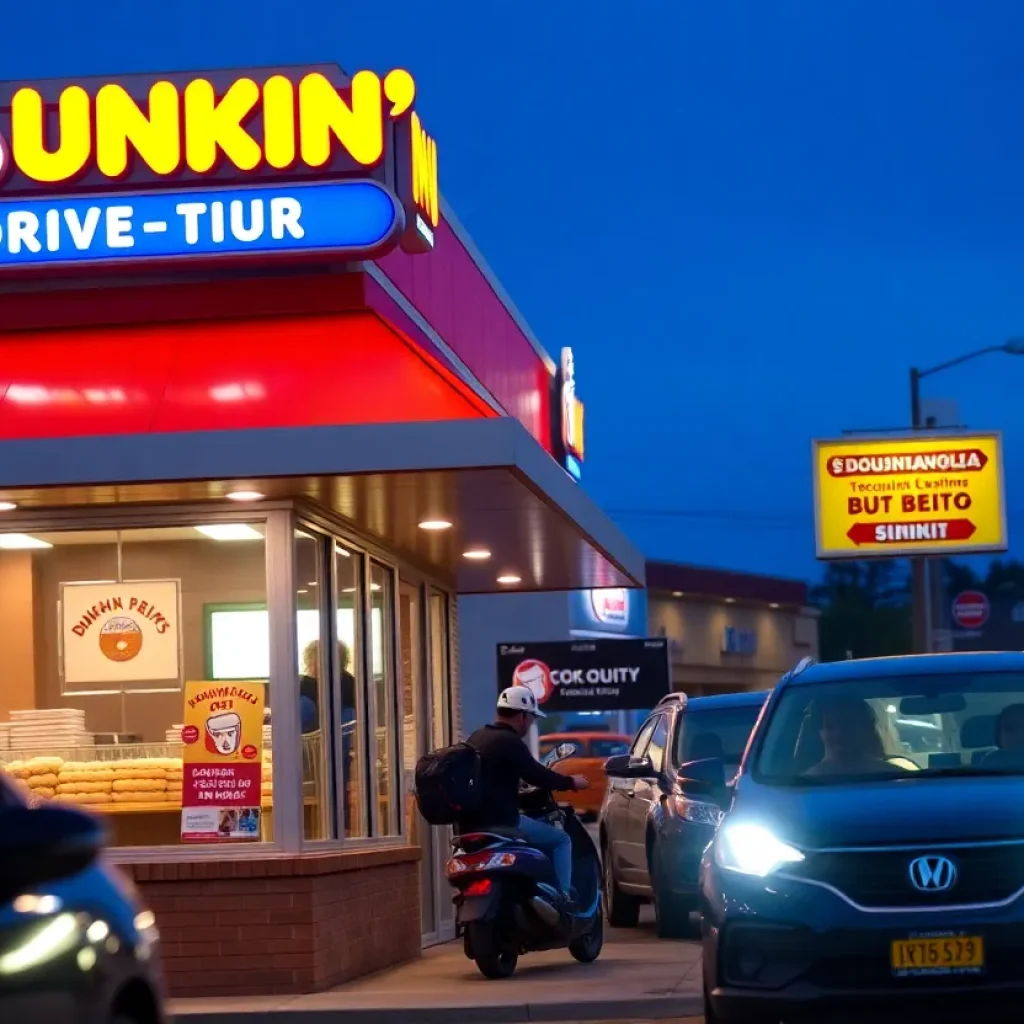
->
xmin=542 ymin=732 xmax=631 ymax=742
xmin=682 ymin=690 xmax=770 ymax=711
xmin=784 ymin=651 xmax=1024 ymax=687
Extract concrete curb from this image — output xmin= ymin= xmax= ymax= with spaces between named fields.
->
xmin=173 ymin=993 xmax=704 ymax=1023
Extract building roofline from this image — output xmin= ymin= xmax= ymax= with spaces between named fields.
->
xmin=646 ymin=559 xmax=810 ymax=607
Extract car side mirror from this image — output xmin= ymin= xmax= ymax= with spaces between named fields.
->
xmin=0 ymin=804 xmax=106 ymax=899
xmin=604 ymin=753 xmax=654 ymax=779
xmin=677 ymin=756 xmax=728 ymax=798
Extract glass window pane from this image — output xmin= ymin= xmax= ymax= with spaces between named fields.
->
xmin=369 ymin=562 xmax=397 ymax=835
xmin=295 ymin=531 xmax=334 ymax=841
xmin=429 ymin=592 xmax=450 ymax=750
xmin=647 ymin=716 xmax=669 ymax=772
xmin=0 ymin=522 xmax=271 ymax=847
xmin=335 ymin=541 xmax=366 ymax=838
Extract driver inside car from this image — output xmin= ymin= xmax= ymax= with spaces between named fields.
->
xmin=983 ymin=702 xmax=1024 ymax=768
xmin=459 ymin=685 xmax=590 ymax=906
xmin=805 ymin=698 xmax=893 ymax=776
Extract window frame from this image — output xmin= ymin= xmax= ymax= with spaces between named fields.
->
xmin=630 ymin=716 xmax=659 ymax=760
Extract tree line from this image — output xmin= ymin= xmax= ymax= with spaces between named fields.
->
xmin=811 ymin=558 xmax=1024 ymax=662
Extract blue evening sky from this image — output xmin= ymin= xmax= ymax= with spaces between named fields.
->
xmin=8 ymin=1 xmax=1024 ymax=583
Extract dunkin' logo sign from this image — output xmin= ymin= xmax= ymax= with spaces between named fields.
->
xmin=590 ymin=588 xmax=629 ymax=627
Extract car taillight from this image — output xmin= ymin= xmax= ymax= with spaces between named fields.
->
xmin=446 ymin=850 xmax=517 ymax=877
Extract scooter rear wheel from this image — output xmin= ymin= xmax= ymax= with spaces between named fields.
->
xmin=467 ymin=920 xmax=519 ymax=979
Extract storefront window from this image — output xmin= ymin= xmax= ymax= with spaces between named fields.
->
xmin=336 ymin=542 xmax=366 ymax=838
xmin=0 ymin=522 xmax=270 ymax=847
xmin=369 ymin=561 xmax=397 ymax=835
xmin=295 ymin=530 xmax=333 ymax=841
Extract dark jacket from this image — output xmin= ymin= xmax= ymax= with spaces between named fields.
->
xmin=458 ymin=721 xmax=577 ymax=831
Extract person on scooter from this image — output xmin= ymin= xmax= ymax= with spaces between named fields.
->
xmin=460 ymin=685 xmax=590 ymax=906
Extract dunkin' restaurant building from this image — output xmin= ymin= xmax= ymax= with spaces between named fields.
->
xmin=0 ymin=65 xmax=643 ymax=995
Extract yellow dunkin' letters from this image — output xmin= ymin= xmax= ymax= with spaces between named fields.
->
xmin=6 ymin=68 xmax=419 ymax=186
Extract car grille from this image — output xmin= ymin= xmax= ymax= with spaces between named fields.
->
xmin=784 ymin=843 xmax=1024 ymax=908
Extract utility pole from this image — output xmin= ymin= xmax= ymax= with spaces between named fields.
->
xmin=909 ymin=367 xmax=933 ymax=654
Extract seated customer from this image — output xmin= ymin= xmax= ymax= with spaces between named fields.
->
xmin=984 ymin=703 xmax=1024 ymax=769
xmin=805 ymin=698 xmax=892 ymax=776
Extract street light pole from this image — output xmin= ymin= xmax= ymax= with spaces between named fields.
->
xmin=907 ymin=340 xmax=1024 ymax=654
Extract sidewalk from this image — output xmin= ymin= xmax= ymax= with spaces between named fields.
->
xmin=171 ymin=911 xmax=703 ymax=1023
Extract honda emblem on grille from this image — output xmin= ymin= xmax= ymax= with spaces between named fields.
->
xmin=907 ymin=855 xmax=958 ymax=892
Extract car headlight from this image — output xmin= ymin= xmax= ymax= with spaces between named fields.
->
xmin=672 ymin=795 xmax=724 ymax=827
xmin=715 ymin=822 xmax=804 ymax=877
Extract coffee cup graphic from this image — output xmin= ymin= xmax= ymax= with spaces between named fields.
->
xmin=512 ymin=659 xmax=554 ymax=704
xmin=205 ymin=711 xmax=242 ymax=756
xmin=99 ymin=616 xmax=143 ymax=662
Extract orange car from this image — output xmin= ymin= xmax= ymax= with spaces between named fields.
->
xmin=539 ymin=732 xmax=631 ymax=819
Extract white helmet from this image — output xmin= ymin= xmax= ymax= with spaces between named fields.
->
xmin=497 ymin=685 xmax=546 ymax=718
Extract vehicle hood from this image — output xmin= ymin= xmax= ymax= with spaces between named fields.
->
xmin=732 ymin=775 xmax=1024 ymax=847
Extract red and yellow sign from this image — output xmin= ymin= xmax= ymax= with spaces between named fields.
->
xmin=180 ymin=680 xmax=264 ymax=841
xmin=813 ymin=433 xmax=1007 ymax=559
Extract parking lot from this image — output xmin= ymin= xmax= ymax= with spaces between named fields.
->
xmin=173 ymin=903 xmax=704 ymax=1023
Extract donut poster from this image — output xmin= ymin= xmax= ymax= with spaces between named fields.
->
xmin=60 ymin=580 xmax=181 ymax=689
xmin=180 ymin=680 xmax=264 ymax=842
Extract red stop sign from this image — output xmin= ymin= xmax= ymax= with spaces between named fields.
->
xmin=952 ymin=591 xmax=990 ymax=630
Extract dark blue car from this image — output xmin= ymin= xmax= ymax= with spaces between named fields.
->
xmin=600 ymin=689 xmax=769 ymax=938
xmin=700 ymin=651 xmax=1024 ymax=1023
xmin=0 ymin=775 xmax=166 ymax=1024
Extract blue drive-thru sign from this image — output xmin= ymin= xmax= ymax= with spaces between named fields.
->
xmin=0 ymin=180 xmax=401 ymax=270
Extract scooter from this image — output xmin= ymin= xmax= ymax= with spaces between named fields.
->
xmin=446 ymin=742 xmax=604 ymax=979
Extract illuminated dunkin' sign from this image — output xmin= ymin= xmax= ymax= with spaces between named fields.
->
xmin=0 ymin=64 xmax=439 ymax=271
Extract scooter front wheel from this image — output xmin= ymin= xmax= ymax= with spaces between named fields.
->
xmin=467 ymin=920 xmax=519 ymax=979
xmin=568 ymin=903 xmax=604 ymax=963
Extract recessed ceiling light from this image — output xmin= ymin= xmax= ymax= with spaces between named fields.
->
xmin=724 ymin=597 xmax=736 ymax=604
xmin=342 ymin=587 xmax=356 ymax=594
xmin=418 ymin=519 xmax=452 ymax=531
xmin=672 ymin=591 xmax=683 ymax=598
xmin=463 ymin=549 xmax=491 ymax=560
xmin=497 ymin=575 xmax=522 ymax=585
xmin=194 ymin=524 xmax=263 ymax=541
xmin=308 ymin=581 xmax=318 ymax=587
xmin=0 ymin=502 xmax=17 ymax=512
xmin=371 ymin=583 xmax=382 ymax=592
xmin=769 ymin=602 xmax=780 ymax=609
xmin=226 ymin=490 xmax=265 ymax=502
xmin=334 ymin=544 xmax=351 ymax=557
xmin=0 ymin=534 xmax=51 ymax=550
xmin=297 ymin=589 xmax=308 ymax=595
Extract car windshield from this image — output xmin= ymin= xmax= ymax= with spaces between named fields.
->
xmin=754 ymin=672 xmax=1024 ymax=784
xmin=676 ymin=704 xmax=763 ymax=768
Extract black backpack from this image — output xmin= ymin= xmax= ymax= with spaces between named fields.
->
xmin=414 ymin=742 xmax=482 ymax=825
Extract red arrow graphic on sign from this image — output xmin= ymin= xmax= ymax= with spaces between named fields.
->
xmin=846 ymin=520 xmax=977 ymax=545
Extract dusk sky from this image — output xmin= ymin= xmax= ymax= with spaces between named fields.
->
xmin=11 ymin=1 xmax=1024 ymax=582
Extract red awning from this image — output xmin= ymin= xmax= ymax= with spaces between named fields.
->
xmin=0 ymin=311 xmax=494 ymax=439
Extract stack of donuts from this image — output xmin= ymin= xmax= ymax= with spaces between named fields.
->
xmin=261 ymin=750 xmax=273 ymax=805
xmin=5 ymin=756 xmax=63 ymax=801
xmin=55 ymin=760 xmax=114 ymax=806
xmin=108 ymin=757 xmax=183 ymax=805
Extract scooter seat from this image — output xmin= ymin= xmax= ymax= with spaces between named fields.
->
xmin=454 ymin=827 xmax=526 ymax=845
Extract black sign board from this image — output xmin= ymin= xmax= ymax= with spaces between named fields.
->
xmin=496 ymin=638 xmax=671 ymax=713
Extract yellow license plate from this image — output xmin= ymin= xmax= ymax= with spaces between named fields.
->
xmin=891 ymin=935 xmax=984 ymax=972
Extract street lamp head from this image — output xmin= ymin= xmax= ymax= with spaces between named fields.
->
xmin=1003 ymin=339 xmax=1024 ymax=355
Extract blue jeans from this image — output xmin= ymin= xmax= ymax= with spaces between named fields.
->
xmin=518 ymin=814 xmax=573 ymax=894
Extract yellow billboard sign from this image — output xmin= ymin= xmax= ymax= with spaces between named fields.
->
xmin=813 ymin=433 xmax=1007 ymax=559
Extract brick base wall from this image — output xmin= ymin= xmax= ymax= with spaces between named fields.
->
xmin=118 ymin=846 xmax=421 ymax=998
